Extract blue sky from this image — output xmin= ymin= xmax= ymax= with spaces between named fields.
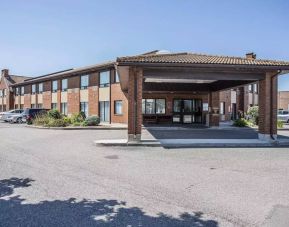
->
xmin=0 ymin=0 xmax=289 ymax=90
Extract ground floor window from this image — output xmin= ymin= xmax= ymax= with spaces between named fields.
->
xmin=20 ymin=104 xmax=24 ymax=109
xmin=220 ymin=102 xmax=225 ymax=115
xmin=80 ymin=102 xmax=88 ymax=117
xmin=61 ymin=103 xmax=68 ymax=115
xmin=142 ymin=99 xmax=166 ymax=114
xmin=99 ymin=101 xmax=110 ymax=122
xmin=37 ymin=104 xmax=43 ymax=108
xmin=114 ymin=101 xmax=123 ymax=115
xmin=2 ymin=105 xmax=6 ymax=111
xmin=51 ymin=103 xmax=57 ymax=110
xmin=15 ymin=104 xmax=19 ymax=109
xmin=31 ymin=104 xmax=36 ymax=108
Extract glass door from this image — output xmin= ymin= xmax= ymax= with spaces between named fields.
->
xmin=173 ymin=99 xmax=203 ymax=124
xmin=172 ymin=100 xmax=181 ymax=123
xmin=99 ymin=101 xmax=110 ymax=122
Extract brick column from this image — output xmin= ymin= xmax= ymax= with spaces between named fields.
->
xmin=208 ymin=91 xmax=220 ymax=127
xmin=236 ymin=87 xmax=245 ymax=118
xmin=258 ymin=72 xmax=278 ymax=141
xmin=127 ymin=67 xmax=143 ymax=142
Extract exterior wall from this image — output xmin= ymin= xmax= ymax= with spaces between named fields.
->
xmin=219 ymin=90 xmax=232 ymax=121
xmin=278 ymin=91 xmax=289 ymax=110
xmin=111 ymin=83 xmax=128 ymax=123
xmin=88 ymin=72 xmax=99 ymax=116
xmin=67 ymin=75 xmax=80 ymax=115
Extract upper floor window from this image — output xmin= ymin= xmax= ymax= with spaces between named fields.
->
xmin=100 ymin=71 xmax=110 ymax=87
xmin=115 ymin=71 xmax=120 ymax=83
xmin=3 ymin=89 xmax=7 ymax=96
xmin=62 ymin=79 xmax=68 ymax=91
xmin=15 ymin=87 xmax=19 ymax=96
xmin=52 ymin=80 xmax=58 ymax=92
xmin=80 ymin=75 xmax=89 ymax=89
xmin=38 ymin=83 xmax=43 ymax=94
xmin=21 ymin=86 xmax=24 ymax=95
xmin=0 ymin=90 xmax=3 ymax=97
xmin=32 ymin=84 xmax=36 ymax=94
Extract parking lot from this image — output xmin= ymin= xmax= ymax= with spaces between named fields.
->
xmin=1 ymin=123 xmax=289 ymax=226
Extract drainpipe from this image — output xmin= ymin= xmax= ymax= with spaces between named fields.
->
xmin=270 ymin=70 xmax=281 ymax=140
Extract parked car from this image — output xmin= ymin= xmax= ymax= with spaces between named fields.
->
xmin=0 ymin=109 xmax=24 ymax=122
xmin=7 ymin=113 xmax=25 ymax=123
xmin=22 ymin=108 xmax=48 ymax=124
xmin=278 ymin=110 xmax=289 ymax=123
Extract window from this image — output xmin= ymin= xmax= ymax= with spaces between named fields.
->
xmin=32 ymin=84 xmax=36 ymax=94
xmin=15 ymin=87 xmax=19 ymax=96
xmin=115 ymin=71 xmax=120 ymax=83
xmin=52 ymin=80 xmax=58 ymax=92
xmin=0 ymin=90 xmax=2 ymax=97
xmin=3 ymin=89 xmax=7 ymax=96
xmin=142 ymin=99 xmax=166 ymax=114
xmin=38 ymin=83 xmax=43 ymax=94
xmin=37 ymin=104 xmax=43 ymax=108
xmin=31 ymin=104 xmax=36 ymax=108
xmin=114 ymin=101 xmax=123 ymax=115
xmin=80 ymin=102 xmax=88 ymax=117
xmin=61 ymin=103 xmax=68 ymax=115
xmin=156 ymin=99 xmax=166 ymax=114
xmin=80 ymin=75 xmax=89 ymax=89
xmin=21 ymin=86 xmax=24 ymax=95
xmin=20 ymin=104 xmax=24 ymax=109
xmin=100 ymin=71 xmax=110 ymax=87
xmin=51 ymin=103 xmax=57 ymax=110
xmin=15 ymin=104 xmax=19 ymax=109
xmin=248 ymin=84 xmax=253 ymax=92
xmin=3 ymin=105 xmax=6 ymax=111
xmin=253 ymin=84 xmax=258 ymax=93
xmin=220 ymin=102 xmax=225 ymax=115
xmin=62 ymin=79 xmax=68 ymax=91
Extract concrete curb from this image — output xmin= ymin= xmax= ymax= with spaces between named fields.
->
xmin=25 ymin=125 xmax=127 ymax=130
xmin=94 ymin=139 xmax=289 ymax=148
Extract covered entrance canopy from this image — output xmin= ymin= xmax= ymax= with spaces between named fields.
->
xmin=116 ymin=51 xmax=289 ymax=142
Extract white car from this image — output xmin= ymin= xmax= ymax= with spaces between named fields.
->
xmin=7 ymin=113 xmax=24 ymax=123
xmin=278 ymin=110 xmax=289 ymax=123
xmin=0 ymin=109 xmax=24 ymax=122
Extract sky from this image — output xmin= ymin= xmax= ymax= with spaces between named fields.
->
xmin=0 ymin=0 xmax=289 ymax=90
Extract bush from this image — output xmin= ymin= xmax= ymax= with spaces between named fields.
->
xmin=48 ymin=109 xmax=62 ymax=119
xmin=72 ymin=122 xmax=82 ymax=126
xmin=71 ymin=112 xmax=86 ymax=123
xmin=33 ymin=114 xmax=50 ymax=126
xmin=277 ymin=120 xmax=284 ymax=129
xmin=233 ymin=118 xmax=249 ymax=127
xmin=246 ymin=106 xmax=259 ymax=125
xmin=46 ymin=118 xmax=68 ymax=127
xmin=83 ymin=115 xmax=100 ymax=126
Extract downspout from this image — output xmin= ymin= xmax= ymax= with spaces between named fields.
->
xmin=270 ymin=70 xmax=281 ymax=140
xmin=134 ymin=68 xmax=137 ymax=138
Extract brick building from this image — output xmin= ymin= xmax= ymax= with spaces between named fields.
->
xmin=1 ymin=50 xmax=289 ymax=141
xmin=278 ymin=91 xmax=289 ymax=110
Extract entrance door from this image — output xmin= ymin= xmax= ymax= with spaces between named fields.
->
xmin=99 ymin=101 xmax=110 ymax=122
xmin=173 ymin=99 xmax=202 ymax=124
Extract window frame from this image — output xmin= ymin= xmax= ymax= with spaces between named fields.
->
xmin=115 ymin=71 xmax=120 ymax=83
xmin=32 ymin=84 xmax=36 ymax=94
xmin=80 ymin=102 xmax=89 ymax=117
xmin=52 ymin=80 xmax=58 ymax=93
xmin=80 ymin=75 xmax=89 ymax=90
xmin=21 ymin=86 xmax=24 ymax=95
xmin=142 ymin=98 xmax=166 ymax=115
xmin=38 ymin=83 xmax=43 ymax=94
xmin=62 ymin=79 xmax=68 ymax=92
xmin=114 ymin=100 xmax=123 ymax=115
xmin=99 ymin=71 xmax=110 ymax=88
xmin=51 ymin=103 xmax=57 ymax=110
xmin=61 ymin=102 xmax=68 ymax=115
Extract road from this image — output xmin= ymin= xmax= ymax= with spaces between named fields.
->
xmin=1 ymin=123 xmax=289 ymax=226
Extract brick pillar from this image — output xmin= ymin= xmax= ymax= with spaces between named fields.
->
xmin=258 ymin=72 xmax=278 ymax=141
xmin=208 ymin=91 xmax=220 ymax=127
xmin=236 ymin=87 xmax=245 ymax=118
xmin=127 ymin=67 xmax=143 ymax=142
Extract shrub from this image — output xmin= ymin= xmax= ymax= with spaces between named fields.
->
xmin=233 ymin=118 xmax=249 ymax=127
xmin=246 ymin=106 xmax=259 ymax=125
xmin=72 ymin=122 xmax=82 ymax=126
xmin=48 ymin=109 xmax=62 ymax=119
xmin=83 ymin=115 xmax=100 ymax=126
xmin=71 ymin=112 xmax=86 ymax=123
xmin=33 ymin=114 xmax=50 ymax=126
xmin=46 ymin=118 xmax=68 ymax=127
xmin=277 ymin=120 xmax=284 ymax=129
xmin=63 ymin=116 xmax=72 ymax=125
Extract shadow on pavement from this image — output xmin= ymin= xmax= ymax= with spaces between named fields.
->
xmin=0 ymin=177 xmax=218 ymax=227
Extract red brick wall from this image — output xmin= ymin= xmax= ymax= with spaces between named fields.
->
xmin=111 ymin=83 xmax=128 ymax=123
xmin=24 ymin=94 xmax=31 ymax=108
xmin=278 ymin=91 xmax=289 ymax=110
xmin=42 ymin=92 xmax=51 ymax=109
xmin=67 ymin=76 xmax=80 ymax=115
xmin=88 ymin=86 xmax=99 ymax=115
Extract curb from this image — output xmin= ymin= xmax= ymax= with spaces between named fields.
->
xmin=25 ymin=125 xmax=127 ymax=130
